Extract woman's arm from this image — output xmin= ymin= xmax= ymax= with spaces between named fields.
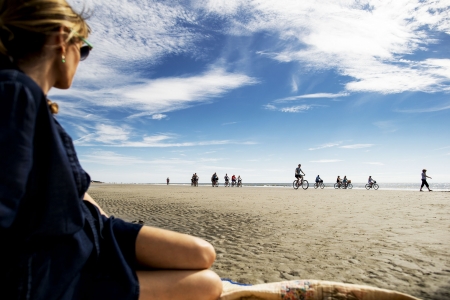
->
xmin=83 ymin=192 xmax=108 ymax=216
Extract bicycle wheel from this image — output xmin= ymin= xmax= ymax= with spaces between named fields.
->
xmin=320 ymin=183 xmax=325 ymax=189
xmin=293 ymin=180 xmax=299 ymax=190
xmin=314 ymin=183 xmax=318 ymax=189
xmin=302 ymin=180 xmax=309 ymax=190
xmin=373 ymin=183 xmax=379 ymax=190
xmin=334 ymin=183 xmax=339 ymax=189
xmin=347 ymin=183 xmax=353 ymax=189
xmin=365 ymin=184 xmax=370 ymax=190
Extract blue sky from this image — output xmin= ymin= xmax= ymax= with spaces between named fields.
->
xmin=51 ymin=0 xmax=450 ymax=183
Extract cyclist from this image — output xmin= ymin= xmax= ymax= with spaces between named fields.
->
xmin=368 ymin=176 xmax=375 ymax=188
xmin=231 ymin=174 xmax=236 ymax=186
xmin=315 ymin=175 xmax=323 ymax=187
xmin=224 ymin=173 xmax=230 ymax=187
xmin=211 ymin=172 xmax=219 ymax=186
xmin=295 ymin=164 xmax=305 ymax=185
xmin=237 ymin=175 xmax=242 ymax=185
xmin=343 ymin=176 xmax=348 ymax=188
xmin=336 ymin=176 xmax=341 ymax=188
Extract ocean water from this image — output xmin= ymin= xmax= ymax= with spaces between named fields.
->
xmin=149 ymin=182 xmax=450 ymax=191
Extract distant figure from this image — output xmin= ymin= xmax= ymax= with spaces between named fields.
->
xmin=343 ymin=176 xmax=348 ymax=188
xmin=336 ymin=176 xmax=341 ymax=184
xmin=193 ymin=173 xmax=199 ymax=187
xmin=368 ymin=176 xmax=375 ymax=187
xmin=295 ymin=164 xmax=305 ymax=185
xmin=211 ymin=172 xmax=219 ymax=187
xmin=231 ymin=174 xmax=236 ymax=186
xmin=420 ymin=169 xmax=432 ymax=192
xmin=224 ymin=173 xmax=230 ymax=187
xmin=167 ymin=177 xmax=170 ymax=185
xmin=315 ymin=175 xmax=323 ymax=184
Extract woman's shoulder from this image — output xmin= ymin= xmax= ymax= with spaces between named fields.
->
xmin=0 ymin=69 xmax=45 ymax=101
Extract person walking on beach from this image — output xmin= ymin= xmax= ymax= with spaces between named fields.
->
xmin=420 ymin=169 xmax=432 ymax=192
xmin=0 ymin=2 xmax=222 ymax=299
xmin=166 ymin=177 xmax=170 ymax=185
xmin=295 ymin=164 xmax=305 ymax=185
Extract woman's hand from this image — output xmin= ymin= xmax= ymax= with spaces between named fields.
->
xmin=83 ymin=192 xmax=108 ymax=216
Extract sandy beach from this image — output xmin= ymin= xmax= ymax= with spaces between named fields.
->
xmin=88 ymin=184 xmax=449 ymax=300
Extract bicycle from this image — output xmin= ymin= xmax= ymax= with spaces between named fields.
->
xmin=231 ymin=181 xmax=237 ymax=187
xmin=212 ymin=180 xmax=219 ymax=187
xmin=314 ymin=181 xmax=325 ymax=189
xmin=334 ymin=182 xmax=352 ymax=189
xmin=224 ymin=180 xmax=230 ymax=187
xmin=293 ymin=178 xmax=309 ymax=190
xmin=365 ymin=181 xmax=379 ymax=190
xmin=237 ymin=180 xmax=242 ymax=187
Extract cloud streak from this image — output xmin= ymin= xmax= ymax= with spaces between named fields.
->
xmin=308 ymin=142 xmax=341 ymax=151
xmin=275 ymin=92 xmax=349 ymax=103
xmin=340 ymin=144 xmax=374 ymax=149
xmin=51 ymin=68 xmax=259 ymax=118
xmin=310 ymin=159 xmax=343 ymax=163
xmin=74 ymin=125 xmax=256 ymax=148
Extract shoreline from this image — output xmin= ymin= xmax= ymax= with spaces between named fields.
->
xmin=90 ymin=182 xmax=450 ymax=192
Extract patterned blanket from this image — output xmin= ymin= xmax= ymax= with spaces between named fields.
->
xmin=220 ymin=279 xmax=421 ymax=300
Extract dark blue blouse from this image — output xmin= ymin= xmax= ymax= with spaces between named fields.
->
xmin=0 ymin=70 xmax=141 ymax=300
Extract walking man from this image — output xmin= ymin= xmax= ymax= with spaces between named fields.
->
xmin=420 ymin=169 xmax=432 ymax=192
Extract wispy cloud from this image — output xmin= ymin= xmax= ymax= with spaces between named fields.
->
xmin=52 ymin=68 xmax=259 ymax=118
xmin=396 ymin=103 xmax=450 ymax=113
xmin=201 ymin=0 xmax=450 ymax=94
xmin=373 ymin=121 xmax=397 ymax=132
xmin=74 ymin=125 xmax=256 ymax=148
xmin=222 ymin=122 xmax=238 ymax=126
xmin=310 ymin=159 xmax=343 ymax=163
xmin=340 ymin=144 xmax=374 ymax=149
xmin=79 ymin=151 xmax=193 ymax=166
xmin=308 ymin=142 xmax=341 ymax=151
xmin=265 ymin=104 xmax=317 ymax=113
xmin=291 ymin=76 xmax=299 ymax=93
xmin=280 ymin=105 xmax=314 ymax=113
xmin=152 ymin=114 xmax=167 ymax=120
xmin=275 ymin=92 xmax=349 ymax=103
xmin=364 ymin=162 xmax=384 ymax=166
xmin=434 ymin=146 xmax=450 ymax=151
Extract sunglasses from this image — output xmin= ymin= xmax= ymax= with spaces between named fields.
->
xmin=79 ymin=37 xmax=93 ymax=61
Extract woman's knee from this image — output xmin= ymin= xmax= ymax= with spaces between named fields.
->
xmin=197 ymin=270 xmax=223 ymax=300
xmin=193 ymin=238 xmax=217 ymax=269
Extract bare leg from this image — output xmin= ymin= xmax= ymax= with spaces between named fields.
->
xmin=135 ymin=226 xmax=216 ymax=269
xmin=137 ymin=270 xmax=222 ymax=300
xmin=135 ymin=226 xmax=222 ymax=299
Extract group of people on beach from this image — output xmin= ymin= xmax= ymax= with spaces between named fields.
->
xmin=184 ymin=173 xmax=244 ymax=187
xmin=296 ymin=164 xmax=434 ymax=191
xmin=210 ymin=173 xmax=242 ymax=187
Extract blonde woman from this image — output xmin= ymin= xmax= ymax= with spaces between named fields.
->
xmin=0 ymin=1 xmax=222 ymax=299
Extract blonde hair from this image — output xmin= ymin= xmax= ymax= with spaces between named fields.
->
xmin=0 ymin=0 xmax=90 ymax=63
xmin=0 ymin=0 xmax=90 ymax=114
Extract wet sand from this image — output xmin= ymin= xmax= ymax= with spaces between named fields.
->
xmin=87 ymin=184 xmax=450 ymax=300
